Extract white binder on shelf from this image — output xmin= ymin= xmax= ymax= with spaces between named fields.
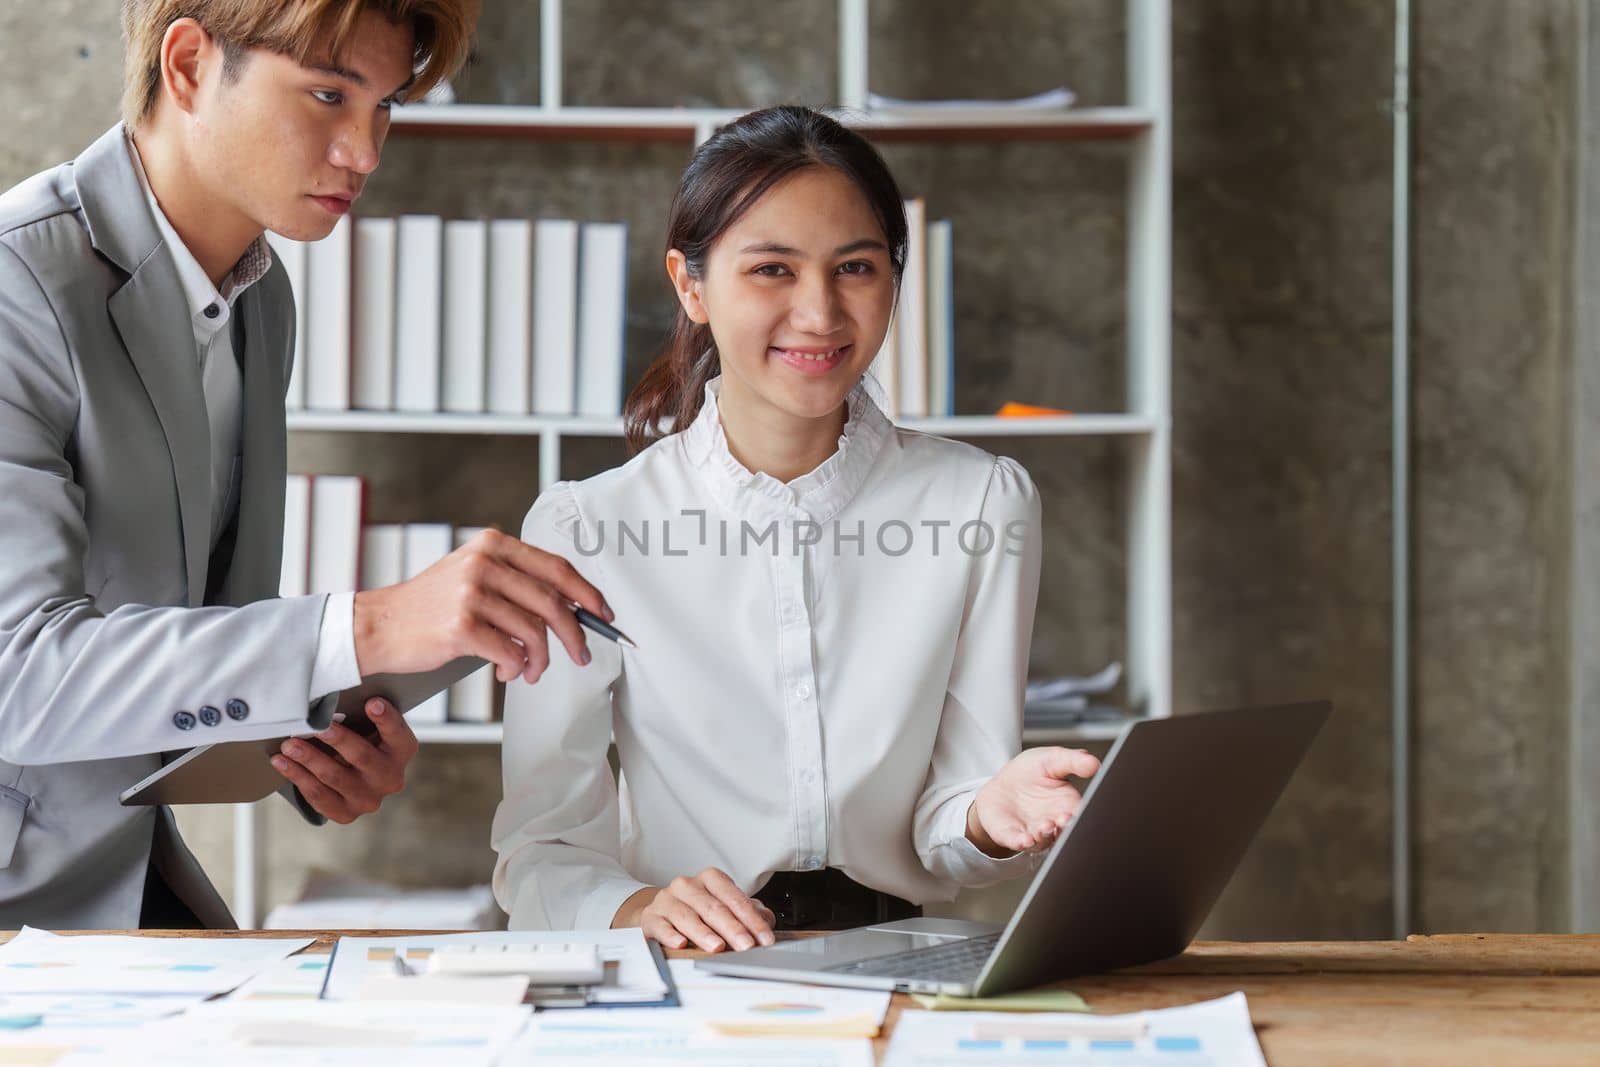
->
xmin=280 ymin=474 xmax=312 ymax=598
xmin=576 ymin=221 xmax=628 ymax=418
xmin=533 ymin=219 xmax=579 ymax=416
xmin=443 ymin=219 xmax=489 ymax=414
xmin=871 ymin=303 xmax=901 ymax=419
xmin=304 ymin=217 xmax=352 ymax=411
xmin=395 ymin=214 xmax=444 ymax=413
xmin=927 ymin=218 xmax=955 ymax=417
xmin=351 ymin=217 xmax=397 ymax=411
xmin=897 ymin=197 xmax=928 ymax=417
xmin=308 ymin=476 xmax=366 ymax=595
xmin=360 ymin=524 xmax=405 ymax=592
xmin=402 ymin=524 xmax=456 ymax=724
xmin=486 ymin=219 xmax=535 ymax=416
xmin=264 ymin=232 xmax=309 ymax=411
xmin=447 ymin=527 xmax=500 ymax=723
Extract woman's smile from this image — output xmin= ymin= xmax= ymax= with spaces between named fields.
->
xmin=770 ymin=343 xmax=853 ymax=375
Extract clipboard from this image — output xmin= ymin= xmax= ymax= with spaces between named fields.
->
xmin=615 ymin=938 xmax=680 ymax=1010
xmin=505 ymin=940 xmax=680 ymax=1010
xmin=319 ymin=931 xmax=679 ymax=1010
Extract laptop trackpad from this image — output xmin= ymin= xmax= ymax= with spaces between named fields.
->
xmin=764 ymin=929 xmax=959 ymax=965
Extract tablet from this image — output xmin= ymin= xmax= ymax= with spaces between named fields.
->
xmin=119 ymin=657 xmax=485 ymax=806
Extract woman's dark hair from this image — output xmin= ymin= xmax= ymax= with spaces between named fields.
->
xmin=622 ymin=105 xmax=909 ymax=453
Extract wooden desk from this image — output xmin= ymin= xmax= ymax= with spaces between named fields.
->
xmin=8 ymin=931 xmax=1600 ymax=1064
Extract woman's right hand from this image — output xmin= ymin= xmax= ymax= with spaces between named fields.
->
xmin=612 ymin=868 xmax=777 ymax=953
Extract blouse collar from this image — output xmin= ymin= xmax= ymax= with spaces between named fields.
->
xmin=680 ymin=376 xmax=895 ymax=525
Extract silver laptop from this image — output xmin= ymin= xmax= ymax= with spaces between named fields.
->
xmin=697 ymin=700 xmax=1329 ymax=996
xmin=119 ymin=657 xmax=483 ymax=806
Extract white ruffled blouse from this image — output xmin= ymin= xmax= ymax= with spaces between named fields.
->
xmin=492 ymin=378 xmax=1043 ymax=930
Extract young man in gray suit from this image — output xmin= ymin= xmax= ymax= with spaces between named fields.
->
xmin=0 ymin=0 xmax=612 ymax=928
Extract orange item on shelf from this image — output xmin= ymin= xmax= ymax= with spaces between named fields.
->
xmin=995 ymin=402 xmax=1072 ymax=418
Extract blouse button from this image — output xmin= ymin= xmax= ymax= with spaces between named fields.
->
xmin=795 ymin=682 xmax=812 ymax=700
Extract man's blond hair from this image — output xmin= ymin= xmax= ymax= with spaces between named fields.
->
xmin=121 ymin=0 xmax=478 ymax=127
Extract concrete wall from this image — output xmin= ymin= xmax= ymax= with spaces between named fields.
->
xmin=0 ymin=1 xmax=1588 ymax=937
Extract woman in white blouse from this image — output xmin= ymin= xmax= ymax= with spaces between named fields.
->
xmin=492 ymin=105 xmax=1101 ymax=953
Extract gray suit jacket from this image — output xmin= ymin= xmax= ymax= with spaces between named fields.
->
xmin=0 ymin=125 xmax=333 ymax=929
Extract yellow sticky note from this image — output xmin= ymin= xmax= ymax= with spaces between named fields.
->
xmin=911 ymin=988 xmax=1089 ymax=1013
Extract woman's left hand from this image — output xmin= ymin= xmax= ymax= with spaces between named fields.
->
xmin=966 ymin=747 xmax=1101 ymax=858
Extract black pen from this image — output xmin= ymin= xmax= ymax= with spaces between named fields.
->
xmin=574 ymin=606 xmax=637 ymax=649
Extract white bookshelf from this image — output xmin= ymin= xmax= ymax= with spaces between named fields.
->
xmin=287 ymin=411 xmax=1159 ymax=437
xmin=232 ymin=0 xmax=1172 ymax=927
xmin=387 ymin=103 xmax=1157 ymax=142
xmin=409 ymin=721 xmax=1131 ymax=747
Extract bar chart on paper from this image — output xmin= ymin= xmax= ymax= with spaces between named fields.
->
xmin=518 ymin=1013 xmax=875 ymax=1067
xmin=0 ymin=928 xmax=313 ymax=997
xmin=880 ymin=993 xmax=1268 ymax=1067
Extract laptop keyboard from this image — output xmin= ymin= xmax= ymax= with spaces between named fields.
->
xmin=823 ymin=932 xmax=1002 ymax=983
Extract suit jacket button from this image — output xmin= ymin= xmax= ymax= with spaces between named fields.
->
xmin=226 ymin=699 xmax=249 ymax=721
xmin=173 ymin=711 xmax=197 ymax=731
xmin=198 ymin=705 xmax=222 ymax=727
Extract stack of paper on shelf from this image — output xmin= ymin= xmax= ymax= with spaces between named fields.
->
xmin=866 ymin=85 xmax=1078 ymax=111
xmin=1024 ymin=661 xmax=1125 ymax=727
xmin=870 ymin=199 xmax=955 ymax=418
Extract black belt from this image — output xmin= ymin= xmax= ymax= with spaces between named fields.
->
xmin=755 ymin=868 xmax=921 ymax=931
xmin=139 ymin=863 xmax=202 ymax=929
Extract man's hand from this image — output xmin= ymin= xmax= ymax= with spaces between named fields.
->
xmin=612 ymin=868 xmax=777 ymax=954
xmin=966 ymin=747 xmax=1102 ymax=858
xmin=352 ymin=528 xmax=613 ymax=685
xmin=270 ymin=697 xmax=418 ymax=824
